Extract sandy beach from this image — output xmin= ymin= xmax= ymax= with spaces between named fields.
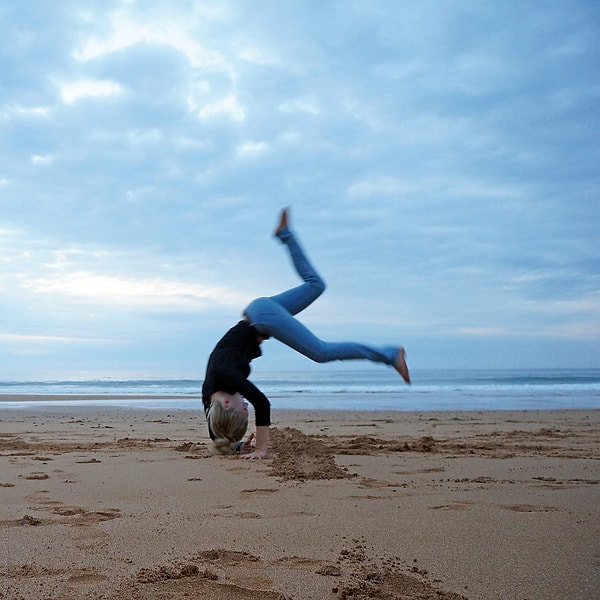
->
xmin=1 ymin=401 xmax=598 ymax=599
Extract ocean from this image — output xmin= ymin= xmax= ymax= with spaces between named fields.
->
xmin=1 ymin=368 xmax=599 ymax=412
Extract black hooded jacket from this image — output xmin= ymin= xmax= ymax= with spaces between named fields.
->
xmin=201 ymin=320 xmax=271 ymax=430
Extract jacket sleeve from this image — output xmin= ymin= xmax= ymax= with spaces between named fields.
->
xmin=212 ymin=366 xmax=271 ymax=427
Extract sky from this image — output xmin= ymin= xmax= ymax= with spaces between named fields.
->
xmin=1 ymin=1 xmax=599 ymax=380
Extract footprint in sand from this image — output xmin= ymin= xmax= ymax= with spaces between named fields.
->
xmin=502 ymin=504 xmax=561 ymax=513
xmin=239 ymin=488 xmax=279 ymax=497
xmin=24 ymin=472 xmax=49 ymax=480
xmin=131 ymin=551 xmax=286 ymax=600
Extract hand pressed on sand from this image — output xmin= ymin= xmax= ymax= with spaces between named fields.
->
xmin=241 ymin=426 xmax=269 ymax=460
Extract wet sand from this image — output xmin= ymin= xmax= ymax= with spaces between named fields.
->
xmin=1 ymin=402 xmax=598 ymax=599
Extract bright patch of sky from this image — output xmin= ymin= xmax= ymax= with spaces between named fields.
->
xmin=1 ymin=0 xmax=599 ymax=378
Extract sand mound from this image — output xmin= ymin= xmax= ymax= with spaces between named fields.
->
xmin=269 ymin=427 xmax=351 ymax=481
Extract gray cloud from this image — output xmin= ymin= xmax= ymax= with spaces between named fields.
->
xmin=1 ymin=0 xmax=599 ymax=375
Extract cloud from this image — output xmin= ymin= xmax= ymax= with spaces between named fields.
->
xmin=0 ymin=333 xmax=106 ymax=344
xmin=278 ymin=98 xmax=321 ymax=117
xmin=347 ymin=177 xmax=423 ymax=199
xmin=59 ymin=79 xmax=122 ymax=104
xmin=451 ymin=327 xmax=510 ymax=337
xmin=1 ymin=1 xmax=599 ymax=374
xmin=1 ymin=105 xmax=50 ymax=118
xmin=31 ymin=154 xmax=54 ymax=165
xmin=23 ymin=271 xmax=237 ymax=308
xmin=73 ymin=4 xmax=229 ymax=71
xmin=189 ymin=94 xmax=246 ymax=122
xmin=236 ymin=141 xmax=268 ymax=158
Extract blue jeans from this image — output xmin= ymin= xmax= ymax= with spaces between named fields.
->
xmin=243 ymin=228 xmax=398 ymax=366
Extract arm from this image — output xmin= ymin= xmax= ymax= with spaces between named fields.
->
xmin=212 ymin=366 xmax=271 ymax=427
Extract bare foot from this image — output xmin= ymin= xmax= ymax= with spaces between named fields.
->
xmin=395 ymin=347 xmax=411 ymax=384
xmin=274 ymin=207 xmax=289 ymax=236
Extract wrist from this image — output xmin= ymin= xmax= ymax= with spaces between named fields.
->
xmin=254 ymin=425 xmax=270 ymax=453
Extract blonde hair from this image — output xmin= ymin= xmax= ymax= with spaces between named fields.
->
xmin=206 ymin=396 xmax=248 ymax=454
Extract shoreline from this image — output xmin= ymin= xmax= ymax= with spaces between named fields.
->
xmin=1 ymin=406 xmax=598 ymax=599
xmin=0 ymin=393 xmax=201 ymax=402
xmin=1 ymin=393 xmax=598 ymax=413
